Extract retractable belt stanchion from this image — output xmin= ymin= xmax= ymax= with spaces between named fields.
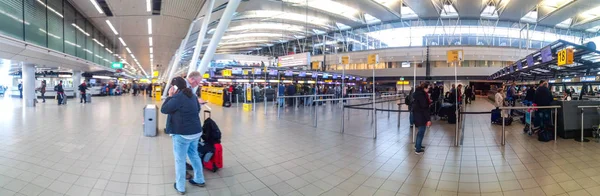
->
xmin=499 ymin=105 xmax=561 ymax=145
xmin=578 ymin=106 xmax=600 ymax=142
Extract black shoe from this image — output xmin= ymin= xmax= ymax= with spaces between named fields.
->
xmin=189 ymin=180 xmax=206 ymax=187
xmin=414 ymin=146 xmax=426 ymax=150
xmin=415 ymin=149 xmax=425 ymax=155
xmin=173 ymin=183 xmax=185 ymax=195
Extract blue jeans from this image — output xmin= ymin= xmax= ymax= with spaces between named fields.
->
xmin=415 ymin=126 xmax=426 ymax=151
xmin=409 ymin=111 xmax=414 ymax=125
xmin=534 ymin=109 xmax=551 ymax=129
xmin=172 ymin=135 xmax=204 ymax=192
xmin=278 ymin=98 xmax=284 ymax=107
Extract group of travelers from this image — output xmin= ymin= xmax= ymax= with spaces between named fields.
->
xmin=495 ymin=80 xmax=554 ymax=131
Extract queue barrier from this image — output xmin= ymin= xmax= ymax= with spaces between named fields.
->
xmin=339 ymin=96 xmax=408 ymax=139
xmin=200 ymin=87 xmax=224 ymax=106
xmin=498 ymin=105 xmax=561 ymax=145
xmin=578 ymin=105 xmax=600 ymax=143
xmin=276 ymin=94 xmax=336 ymax=118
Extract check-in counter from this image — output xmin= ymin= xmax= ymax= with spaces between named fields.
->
xmin=201 ymin=87 xmax=224 ymax=106
xmin=556 ymin=100 xmax=600 ymax=139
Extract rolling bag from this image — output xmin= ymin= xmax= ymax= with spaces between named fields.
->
xmin=86 ymin=93 xmax=92 ymax=103
xmin=491 ymin=109 xmax=501 ymax=123
xmin=203 ymin=143 xmax=223 ymax=172
xmin=201 ymin=110 xmax=223 ymax=172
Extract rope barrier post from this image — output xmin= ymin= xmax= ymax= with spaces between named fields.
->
xmin=236 ymin=94 xmax=239 ymax=107
xmin=502 ymin=108 xmax=506 ymax=146
xmin=581 ymin=108 xmax=584 ymax=143
xmin=397 ymin=104 xmax=401 ymax=129
xmin=554 ymin=108 xmax=558 ymax=143
xmin=341 ymin=105 xmax=345 ymax=133
xmin=264 ymin=90 xmax=267 ymax=115
xmin=374 ymin=108 xmax=378 ymax=139
xmin=387 ymin=101 xmax=390 ymax=118
xmin=314 ymin=100 xmax=318 ymax=127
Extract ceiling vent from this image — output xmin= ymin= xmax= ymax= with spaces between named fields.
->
xmin=151 ymin=0 xmax=162 ymax=15
xmin=96 ymin=0 xmax=113 ymax=16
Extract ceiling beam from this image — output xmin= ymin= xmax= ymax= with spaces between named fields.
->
xmin=537 ymin=0 xmax=589 ymax=26
xmin=452 ymin=0 xmax=486 ymax=19
xmin=498 ymin=0 xmax=540 ymax=22
xmin=403 ymin=0 xmax=440 ymax=19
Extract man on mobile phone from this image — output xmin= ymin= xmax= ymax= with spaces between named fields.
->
xmin=171 ymin=71 xmax=207 ymax=105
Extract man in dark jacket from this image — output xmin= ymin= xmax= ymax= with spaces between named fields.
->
xmin=78 ymin=81 xmax=89 ymax=103
xmin=412 ymin=83 xmax=431 ymax=154
xmin=534 ymin=80 xmax=553 ymax=129
xmin=524 ymin=85 xmax=536 ymax=104
xmin=18 ymin=81 xmax=22 ymax=98
xmin=55 ymin=81 xmax=65 ymax=105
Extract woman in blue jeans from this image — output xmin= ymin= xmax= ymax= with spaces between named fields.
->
xmin=161 ymin=77 xmax=206 ymax=195
xmin=412 ymin=83 xmax=432 ymax=154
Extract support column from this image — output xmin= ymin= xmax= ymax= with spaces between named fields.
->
xmin=162 ymin=20 xmax=199 ymax=99
xmin=22 ymin=63 xmax=36 ymax=107
xmin=196 ymin=0 xmax=242 ymax=75
xmin=72 ymin=71 xmax=82 ymax=99
xmin=187 ymin=0 xmax=215 ymax=75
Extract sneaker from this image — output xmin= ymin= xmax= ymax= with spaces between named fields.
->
xmin=413 ymin=146 xmax=426 ymax=150
xmin=415 ymin=149 xmax=425 ymax=155
xmin=189 ymin=180 xmax=206 ymax=187
xmin=173 ymin=183 xmax=185 ymax=195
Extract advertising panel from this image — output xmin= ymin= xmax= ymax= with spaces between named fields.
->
xmin=278 ymin=52 xmax=310 ymax=67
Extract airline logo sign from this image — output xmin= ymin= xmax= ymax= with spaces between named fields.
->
xmin=311 ymin=61 xmax=320 ymax=70
xmin=557 ymin=48 xmax=574 ymax=66
xmin=222 ymin=69 xmax=232 ymax=77
xmin=341 ymin=56 xmax=349 ymax=64
xmin=447 ymin=50 xmax=463 ymax=63
xmin=152 ymin=71 xmax=159 ymax=77
xmin=278 ymin=52 xmax=310 ymax=67
xmin=367 ymin=54 xmax=378 ymax=64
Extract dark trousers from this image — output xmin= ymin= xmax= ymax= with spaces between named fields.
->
xmin=19 ymin=90 xmax=22 ymax=98
xmin=80 ymin=93 xmax=86 ymax=103
xmin=57 ymin=93 xmax=63 ymax=105
xmin=41 ymin=92 xmax=45 ymax=102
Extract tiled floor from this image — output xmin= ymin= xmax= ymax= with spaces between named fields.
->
xmin=1 ymin=95 xmax=600 ymax=196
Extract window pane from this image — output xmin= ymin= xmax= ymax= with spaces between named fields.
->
xmin=75 ymin=12 xmax=85 ymax=58
xmin=47 ymin=0 xmax=63 ymax=52
xmin=0 ymin=0 xmax=24 ymax=40
xmin=63 ymin=2 xmax=76 ymax=56
xmin=85 ymin=20 xmax=93 ymax=61
xmin=24 ymin=0 xmax=47 ymax=46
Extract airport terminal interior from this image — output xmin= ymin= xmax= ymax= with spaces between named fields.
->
xmin=2 ymin=0 xmax=600 ymax=196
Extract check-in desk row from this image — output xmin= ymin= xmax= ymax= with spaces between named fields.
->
xmin=555 ymin=100 xmax=600 ymax=139
xmin=200 ymin=87 xmax=224 ymax=106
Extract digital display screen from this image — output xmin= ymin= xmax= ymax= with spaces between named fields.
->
xmin=269 ymin=69 xmax=278 ymax=76
xmin=322 ymin=73 xmax=329 ymax=79
xmin=541 ymin=46 xmax=552 ymax=63
xmin=89 ymin=79 xmax=96 ymax=84
xmin=312 ymin=72 xmax=318 ymax=78
xmin=526 ymin=55 xmax=534 ymax=67
xmin=232 ymin=67 xmax=243 ymax=75
xmin=332 ymin=74 xmax=338 ymax=79
xmin=284 ymin=70 xmax=293 ymax=76
xmin=509 ymin=65 xmax=514 ymax=73
xmin=299 ymin=71 xmax=306 ymax=77
xmin=363 ymin=78 xmax=367 ymax=82
xmin=254 ymin=68 xmax=262 ymax=75
xmin=516 ymin=61 xmax=522 ymax=70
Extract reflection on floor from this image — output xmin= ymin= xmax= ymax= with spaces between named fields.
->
xmin=0 ymin=95 xmax=599 ymax=196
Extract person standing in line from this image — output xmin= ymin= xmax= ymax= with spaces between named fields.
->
xmin=278 ymin=83 xmax=285 ymax=107
xmin=18 ymin=81 xmax=23 ymax=98
xmin=39 ymin=80 xmax=46 ymax=103
xmin=413 ymin=83 xmax=431 ymax=154
xmin=534 ymin=80 xmax=553 ymax=130
xmin=56 ymin=81 xmax=65 ymax=105
xmin=78 ymin=81 xmax=89 ymax=103
xmin=132 ymin=81 xmax=138 ymax=96
xmin=161 ymin=77 xmax=206 ymax=195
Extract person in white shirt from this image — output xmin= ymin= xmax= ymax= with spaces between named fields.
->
xmin=495 ymin=88 xmax=508 ymax=118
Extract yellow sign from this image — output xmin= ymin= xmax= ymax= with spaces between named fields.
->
xmin=396 ymin=81 xmax=409 ymax=85
xmin=243 ymin=103 xmax=252 ymax=111
xmin=324 ymin=80 xmax=333 ymax=83
xmin=264 ymin=66 xmax=268 ymax=73
xmin=203 ymin=73 xmax=210 ymax=79
xmin=151 ymin=78 xmax=157 ymax=83
xmin=446 ymin=50 xmax=463 ymax=63
xmin=246 ymin=87 xmax=252 ymax=101
xmin=243 ymin=70 xmax=249 ymax=75
xmin=367 ymin=54 xmax=378 ymax=64
xmin=153 ymin=71 xmax=159 ymax=77
xmin=311 ymin=61 xmax=320 ymax=70
xmin=222 ymin=69 xmax=232 ymax=77
xmin=341 ymin=56 xmax=349 ymax=64
xmin=139 ymin=79 xmax=150 ymax=83
xmin=557 ymin=48 xmax=574 ymax=66
xmin=154 ymin=86 xmax=162 ymax=101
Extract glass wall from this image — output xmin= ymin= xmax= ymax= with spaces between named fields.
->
xmin=0 ymin=0 xmax=115 ymax=68
xmin=326 ymin=60 xmax=509 ymax=71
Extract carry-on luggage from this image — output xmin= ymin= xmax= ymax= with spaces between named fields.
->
xmin=201 ymin=111 xmax=223 ymax=172
xmin=86 ymin=93 xmax=92 ymax=103
xmin=61 ymin=94 xmax=67 ymax=105
xmin=203 ymin=143 xmax=223 ymax=172
xmin=538 ymin=124 xmax=554 ymax=142
xmin=491 ymin=109 xmax=501 ymax=123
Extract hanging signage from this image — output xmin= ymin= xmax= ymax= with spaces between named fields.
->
xmin=298 ymin=71 xmax=306 ymax=77
xmin=254 ymin=68 xmax=262 ymax=75
xmin=222 ymin=69 xmax=232 ymax=77
xmin=152 ymin=71 xmax=159 ymax=77
xmin=278 ymin=52 xmax=310 ymax=67
xmin=526 ymin=55 xmax=534 ymax=67
xmin=111 ymin=62 xmax=123 ymax=69
xmin=541 ymin=46 xmax=553 ymax=63
xmin=563 ymin=78 xmax=572 ymax=82
xmin=509 ymin=65 xmax=514 ymax=73
xmin=341 ymin=56 xmax=349 ymax=64
xmin=311 ymin=61 xmax=320 ymax=70
xmin=516 ymin=61 xmax=522 ymax=70
xmin=557 ymin=48 xmax=574 ymax=66
xmin=367 ymin=54 xmax=379 ymax=64
xmin=231 ymin=67 xmax=243 ymax=75
xmin=396 ymin=81 xmax=409 ymax=85
xmin=203 ymin=73 xmax=210 ymax=79
xmin=446 ymin=50 xmax=463 ymax=63
xmin=322 ymin=73 xmax=329 ymax=78
xmin=312 ymin=72 xmax=318 ymax=78
xmin=284 ymin=70 xmax=293 ymax=76
xmin=582 ymin=76 xmax=596 ymax=82
xmin=268 ymin=69 xmax=278 ymax=76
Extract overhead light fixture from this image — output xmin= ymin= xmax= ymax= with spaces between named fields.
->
xmin=149 ymin=47 xmax=153 ymax=54
xmin=72 ymin=23 xmax=90 ymax=36
xmin=83 ymin=49 xmax=93 ymax=54
xmin=118 ymin=37 xmax=127 ymax=46
xmin=92 ymin=39 xmax=104 ymax=47
xmin=36 ymin=0 xmax=63 ymax=18
xmin=105 ymin=48 xmax=113 ymax=54
xmin=89 ymin=0 xmax=104 ymax=14
xmin=150 ymin=54 xmax=153 ymax=59
xmin=93 ymin=75 xmax=112 ymax=79
xmin=149 ymin=37 xmax=153 ymax=46
xmin=105 ymin=20 xmax=118 ymax=35
xmin=147 ymin=18 xmax=152 ymax=35
xmin=146 ymin=0 xmax=152 ymax=12
xmin=126 ymin=47 xmax=132 ymax=54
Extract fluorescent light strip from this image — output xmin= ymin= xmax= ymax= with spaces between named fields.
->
xmin=39 ymin=28 xmax=61 ymax=39
xmin=105 ymin=48 xmax=113 ymax=53
xmin=149 ymin=37 xmax=153 ymax=46
xmin=71 ymin=24 xmax=90 ymax=36
xmin=146 ymin=0 xmax=151 ymax=12
xmin=95 ymin=54 xmax=102 ymax=58
xmin=118 ymin=37 xmax=127 ymax=46
xmin=92 ymin=39 xmax=104 ymax=47
xmin=0 ymin=10 xmax=30 ymax=25
xmin=89 ymin=0 xmax=104 ymax=14
xmin=103 ymin=59 xmax=110 ymax=62
xmin=83 ymin=49 xmax=93 ymax=54
xmin=36 ymin=0 xmax=63 ymax=18
xmin=149 ymin=47 xmax=153 ymax=54
xmin=105 ymin=20 xmax=118 ymax=35
xmin=147 ymin=18 xmax=152 ymax=35
xmin=126 ymin=47 xmax=132 ymax=54
xmin=150 ymin=54 xmax=153 ymax=59
xmin=64 ymin=40 xmax=81 ymax=47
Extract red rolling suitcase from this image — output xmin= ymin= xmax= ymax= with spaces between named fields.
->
xmin=203 ymin=143 xmax=222 ymax=172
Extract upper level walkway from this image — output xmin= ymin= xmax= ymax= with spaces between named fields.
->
xmin=0 ymin=95 xmax=599 ymax=196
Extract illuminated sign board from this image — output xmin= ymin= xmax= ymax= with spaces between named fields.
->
xmin=111 ymin=62 xmax=123 ymax=69
xmin=516 ymin=61 xmax=522 ymax=70
xmin=284 ymin=70 xmax=293 ymax=76
xmin=231 ymin=67 xmax=243 ymax=75
xmin=322 ymin=73 xmax=329 ymax=79
xmin=312 ymin=72 xmax=318 ymax=78
xmin=253 ymin=68 xmax=262 ymax=75
xmin=541 ymin=46 xmax=552 ymax=63
xmin=526 ymin=55 xmax=534 ymax=67
xmin=268 ymin=69 xmax=278 ymax=76
xmin=278 ymin=52 xmax=310 ymax=67
xmin=299 ymin=71 xmax=306 ymax=77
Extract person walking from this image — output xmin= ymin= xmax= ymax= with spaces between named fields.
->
xmin=55 ymin=81 xmax=65 ymax=105
xmin=78 ymin=81 xmax=89 ymax=103
xmin=18 ymin=81 xmax=23 ymax=98
xmin=412 ymin=83 xmax=431 ymax=154
xmin=39 ymin=80 xmax=46 ymax=103
xmin=161 ymin=77 xmax=206 ymax=195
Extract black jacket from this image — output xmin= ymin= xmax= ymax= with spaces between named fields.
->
xmin=534 ymin=86 xmax=553 ymax=106
xmin=411 ymin=89 xmax=431 ymax=127
xmin=201 ymin=118 xmax=221 ymax=145
xmin=525 ymin=88 xmax=535 ymax=102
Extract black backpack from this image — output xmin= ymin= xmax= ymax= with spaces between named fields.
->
xmin=201 ymin=118 xmax=222 ymax=145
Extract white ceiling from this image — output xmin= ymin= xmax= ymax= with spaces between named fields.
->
xmin=68 ymin=0 xmax=205 ymax=77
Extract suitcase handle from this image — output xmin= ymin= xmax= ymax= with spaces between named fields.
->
xmin=204 ymin=110 xmax=211 ymax=119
